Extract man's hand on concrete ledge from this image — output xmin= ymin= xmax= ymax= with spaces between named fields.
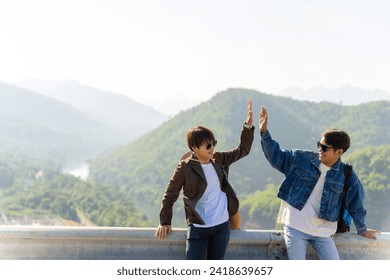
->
xmin=361 ymin=229 xmax=381 ymax=240
xmin=156 ymin=225 xmax=172 ymax=240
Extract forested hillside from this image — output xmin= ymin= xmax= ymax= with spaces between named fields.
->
xmin=89 ymin=88 xmax=390 ymax=230
xmin=0 ymin=156 xmax=151 ymax=227
xmin=0 ymin=81 xmax=167 ymax=226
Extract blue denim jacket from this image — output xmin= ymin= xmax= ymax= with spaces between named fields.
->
xmin=261 ymin=130 xmax=368 ymax=234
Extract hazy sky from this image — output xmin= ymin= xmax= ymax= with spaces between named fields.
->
xmin=1 ymin=0 xmax=389 ymax=114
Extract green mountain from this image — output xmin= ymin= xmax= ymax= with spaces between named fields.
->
xmin=88 ymin=88 xmax=390 ymax=230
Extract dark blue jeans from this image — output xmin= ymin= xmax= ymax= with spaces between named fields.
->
xmin=185 ymin=221 xmax=230 ymax=260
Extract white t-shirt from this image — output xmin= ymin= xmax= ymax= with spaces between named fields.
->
xmin=193 ymin=163 xmax=229 ymax=228
xmin=277 ymin=163 xmax=337 ymax=237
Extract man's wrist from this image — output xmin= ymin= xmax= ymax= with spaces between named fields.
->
xmin=357 ymin=226 xmax=368 ymax=235
xmin=244 ymin=122 xmax=252 ymax=129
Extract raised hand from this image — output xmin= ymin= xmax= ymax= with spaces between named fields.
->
xmin=245 ymin=99 xmax=253 ymax=127
xmin=259 ymin=106 xmax=268 ymax=133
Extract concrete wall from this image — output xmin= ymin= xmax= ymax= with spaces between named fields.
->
xmin=0 ymin=226 xmax=388 ymax=260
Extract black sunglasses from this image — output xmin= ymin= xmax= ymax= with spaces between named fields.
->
xmin=205 ymin=140 xmax=217 ymax=150
xmin=317 ymin=141 xmax=336 ymax=152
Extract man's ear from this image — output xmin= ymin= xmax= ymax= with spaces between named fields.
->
xmin=337 ymin=149 xmax=344 ymax=156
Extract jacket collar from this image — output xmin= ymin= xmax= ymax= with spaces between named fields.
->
xmin=184 ymin=152 xmax=216 ymax=164
xmin=185 ymin=152 xmax=222 ymax=181
xmin=311 ymin=154 xmax=342 ymax=171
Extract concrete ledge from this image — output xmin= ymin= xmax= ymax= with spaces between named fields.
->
xmin=0 ymin=226 xmax=388 ymax=260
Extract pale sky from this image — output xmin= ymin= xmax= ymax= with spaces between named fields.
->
xmin=1 ymin=0 xmax=389 ymax=115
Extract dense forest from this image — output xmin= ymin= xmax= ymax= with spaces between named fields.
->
xmin=0 ymin=155 xmax=151 ymax=227
xmin=1 ymin=87 xmax=389 ymax=231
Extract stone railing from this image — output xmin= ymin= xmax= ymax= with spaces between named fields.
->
xmin=0 ymin=226 xmax=388 ymax=260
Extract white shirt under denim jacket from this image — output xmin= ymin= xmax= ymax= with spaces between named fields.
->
xmin=260 ymin=130 xmax=368 ymax=235
xmin=277 ymin=162 xmax=337 ymax=237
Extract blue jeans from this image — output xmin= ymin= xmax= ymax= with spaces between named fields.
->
xmin=284 ymin=226 xmax=340 ymax=260
xmin=186 ymin=221 xmax=230 ymax=260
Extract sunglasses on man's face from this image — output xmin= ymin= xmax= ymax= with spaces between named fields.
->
xmin=205 ymin=140 xmax=217 ymax=150
xmin=317 ymin=141 xmax=336 ymax=152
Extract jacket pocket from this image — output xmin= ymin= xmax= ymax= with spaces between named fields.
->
xmin=284 ymin=168 xmax=317 ymax=209
xmin=326 ymin=182 xmax=345 ymax=220
xmin=294 ymin=168 xmax=315 ymax=181
xmin=291 ymin=168 xmax=316 ymax=192
xmin=330 ymin=182 xmax=344 ymax=195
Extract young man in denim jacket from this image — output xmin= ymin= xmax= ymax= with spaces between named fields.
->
xmin=259 ymin=106 xmax=380 ymax=260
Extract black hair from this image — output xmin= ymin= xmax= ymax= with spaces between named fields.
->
xmin=322 ymin=128 xmax=350 ymax=153
xmin=186 ymin=126 xmax=215 ymax=151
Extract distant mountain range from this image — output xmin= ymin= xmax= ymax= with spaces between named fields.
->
xmin=17 ymin=80 xmax=390 ymax=117
xmin=278 ymin=85 xmax=390 ymax=105
xmin=16 ymin=79 xmax=168 ymax=130
xmin=0 ymin=80 xmax=169 ymax=168
xmin=3 ymin=80 xmax=388 ymax=168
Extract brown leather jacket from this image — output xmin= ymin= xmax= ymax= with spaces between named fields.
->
xmin=159 ymin=125 xmax=254 ymax=226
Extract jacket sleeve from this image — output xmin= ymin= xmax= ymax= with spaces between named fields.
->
xmin=347 ymin=173 xmax=368 ymax=234
xmin=159 ymin=161 xmax=185 ymax=226
xmin=260 ymin=130 xmax=295 ymax=175
xmin=217 ymin=124 xmax=254 ymax=167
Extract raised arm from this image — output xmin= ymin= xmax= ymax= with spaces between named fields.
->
xmin=259 ymin=106 xmax=295 ymax=174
